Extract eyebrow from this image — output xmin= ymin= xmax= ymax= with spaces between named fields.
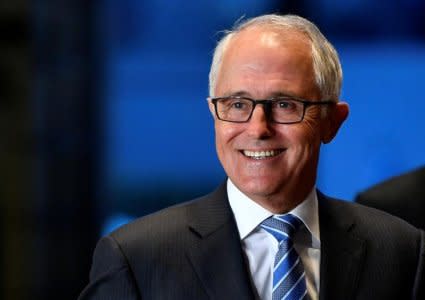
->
xmin=223 ymin=90 xmax=250 ymax=97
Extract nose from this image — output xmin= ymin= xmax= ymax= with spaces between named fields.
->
xmin=246 ymin=105 xmax=274 ymax=138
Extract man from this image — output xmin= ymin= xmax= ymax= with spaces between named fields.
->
xmin=356 ymin=166 xmax=425 ymax=230
xmin=79 ymin=15 xmax=424 ymax=300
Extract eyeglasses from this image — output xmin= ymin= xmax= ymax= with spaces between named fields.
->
xmin=208 ymin=96 xmax=334 ymax=124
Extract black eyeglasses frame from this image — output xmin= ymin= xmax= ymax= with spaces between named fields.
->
xmin=207 ymin=96 xmax=335 ymax=124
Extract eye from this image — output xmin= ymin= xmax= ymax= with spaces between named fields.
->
xmin=221 ymin=97 xmax=251 ymax=110
xmin=276 ymin=100 xmax=296 ymax=110
xmin=231 ymin=101 xmax=246 ymax=109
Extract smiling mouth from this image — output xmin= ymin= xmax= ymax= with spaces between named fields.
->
xmin=241 ymin=149 xmax=284 ymax=160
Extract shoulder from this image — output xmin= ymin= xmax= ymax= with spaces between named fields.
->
xmin=109 ymin=195 xmax=203 ymax=247
xmin=357 ymin=166 xmax=425 ymax=202
xmin=319 ymin=193 xmax=422 ymax=244
xmin=319 ymin=193 xmax=425 ymax=299
xmin=107 ymin=182 xmax=231 ymax=252
xmin=354 ymin=167 xmax=425 ymax=229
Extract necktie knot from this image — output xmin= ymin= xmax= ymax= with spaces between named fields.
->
xmin=260 ymin=214 xmax=302 ymax=243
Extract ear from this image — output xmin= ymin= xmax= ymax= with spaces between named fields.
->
xmin=208 ymin=99 xmax=216 ymax=118
xmin=321 ymin=101 xmax=349 ymax=144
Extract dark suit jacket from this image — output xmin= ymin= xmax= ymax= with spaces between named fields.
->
xmin=356 ymin=166 xmax=425 ymax=230
xmin=79 ymin=183 xmax=425 ymax=300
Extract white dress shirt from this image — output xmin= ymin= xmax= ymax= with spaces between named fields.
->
xmin=227 ymin=179 xmax=320 ymax=300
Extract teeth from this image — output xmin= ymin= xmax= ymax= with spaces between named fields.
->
xmin=243 ymin=150 xmax=281 ymax=159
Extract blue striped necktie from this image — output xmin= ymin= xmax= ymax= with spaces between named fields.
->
xmin=261 ymin=214 xmax=307 ymax=300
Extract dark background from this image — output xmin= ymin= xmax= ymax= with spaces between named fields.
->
xmin=1 ymin=1 xmax=425 ymax=299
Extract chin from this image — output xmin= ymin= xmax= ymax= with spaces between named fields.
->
xmin=236 ymin=178 xmax=283 ymax=199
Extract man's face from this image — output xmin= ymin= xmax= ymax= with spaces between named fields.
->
xmin=211 ymin=27 xmax=345 ymax=211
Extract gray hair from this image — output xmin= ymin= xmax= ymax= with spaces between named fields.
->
xmin=208 ymin=14 xmax=342 ymax=101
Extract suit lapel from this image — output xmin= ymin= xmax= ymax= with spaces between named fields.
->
xmin=185 ymin=183 xmax=256 ymax=300
xmin=184 ymin=186 xmax=367 ymax=299
xmin=318 ymin=192 xmax=366 ymax=300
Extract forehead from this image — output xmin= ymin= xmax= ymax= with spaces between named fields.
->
xmin=216 ymin=26 xmax=317 ymax=97
xmin=232 ymin=25 xmax=311 ymax=49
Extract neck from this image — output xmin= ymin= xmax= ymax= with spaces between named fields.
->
xmin=249 ymin=187 xmax=313 ymax=214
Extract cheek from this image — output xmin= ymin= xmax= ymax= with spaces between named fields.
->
xmin=214 ymin=122 xmax=242 ymax=153
xmin=299 ymin=112 xmax=323 ymax=143
xmin=281 ymin=119 xmax=320 ymax=145
xmin=284 ymin=121 xmax=322 ymax=160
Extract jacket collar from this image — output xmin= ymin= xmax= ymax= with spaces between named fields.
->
xmin=186 ymin=182 xmax=257 ymax=299
xmin=185 ymin=185 xmax=367 ymax=300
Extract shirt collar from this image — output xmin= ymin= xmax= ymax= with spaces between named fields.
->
xmin=227 ymin=179 xmax=320 ymax=247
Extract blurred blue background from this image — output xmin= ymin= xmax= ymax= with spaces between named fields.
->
xmin=2 ymin=1 xmax=425 ymax=299
xmin=100 ymin=0 xmax=425 ymax=233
